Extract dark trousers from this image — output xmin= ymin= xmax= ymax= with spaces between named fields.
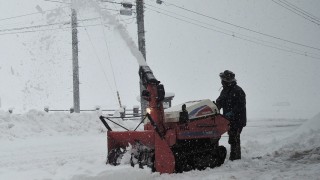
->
xmin=228 ymin=127 xmax=243 ymax=160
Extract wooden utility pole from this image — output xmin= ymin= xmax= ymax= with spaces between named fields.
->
xmin=136 ymin=0 xmax=147 ymax=118
xmin=136 ymin=0 xmax=146 ymax=59
xmin=72 ymin=8 xmax=80 ymax=113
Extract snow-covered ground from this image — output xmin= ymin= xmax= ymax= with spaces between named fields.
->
xmin=0 ymin=110 xmax=319 ymax=180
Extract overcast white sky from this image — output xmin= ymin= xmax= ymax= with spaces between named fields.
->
xmin=0 ymin=0 xmax=319 ymax=119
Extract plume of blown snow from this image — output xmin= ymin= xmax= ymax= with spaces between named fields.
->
xmin=100 ymin=10 xmax=147 ymax=66
xmin=71 ymin=0 xmax=147 ymax=66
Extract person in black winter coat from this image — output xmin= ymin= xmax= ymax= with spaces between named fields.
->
xmin=216 ymin=70 xmax=246 ymax=161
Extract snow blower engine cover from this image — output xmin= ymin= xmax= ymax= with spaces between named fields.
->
xmin=164 ymin=99 xmax=219 ymax=123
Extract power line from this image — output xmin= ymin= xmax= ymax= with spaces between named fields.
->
xmin=100 ymin=0 xmax=123 ymax=6
xmin=0 ymin=22 xmax=109 ymax=36
xmin=99 ymin=3 xmax=134 ymax=106
xmin=0 ymin=16 xmax=107 ymax=35
xmin=78 ymin=23 xmax=107 ymax=28
xmin=0 ymin=21 xmax=71 ymax=33
xmin=280 ymin=0 xmax=320 ymax=22
xmin=3 ymin=2 xmax=318 ymax=59
xmin=144 ymin=3 xmax=320 ymax=58
xmin=236 ymin=33 xmax=320 ymax=60
xmin=99 ymin=16 xmax=122 ymax=107
xmin=0 ymin=26 xmax=70 ymax=36
xmin=0 ymin=12 xmax=42 ymax=22
xmin=272 ymin=0 xmax=320 ymax=26
xmin=78 ymin=14 xmax=119 ymax=105
xmin=145 ymin=6 xmax=320 ymax=60
xmin=119 ymin=17 xmax=136 ymax=21
xmin=101 ymin=7 xmax=124 ymax=12
xmin=0 ymin=6 xmax=69 ymax=22
xmin=78 ymin=17 xmax=101 ymax=22
xmin=43 ymin=0 xmax=70 ymax=4
xmin=0 ymin=18 xmax=103 ymax=32
xmin=154 ymin=0 xmax=320 ymax=52
xmin=100 ymin=0 xmax=136 ymax=7
xmin=145 ymin=3 xmax=227 ymax=32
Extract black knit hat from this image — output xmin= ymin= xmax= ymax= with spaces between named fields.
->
xmin=219 ymin=70 xmax=236 ymax=82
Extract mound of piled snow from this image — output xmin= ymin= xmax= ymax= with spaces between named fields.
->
xmin=295 ymin=111 xmax=320 ymax=133
xmin=247 ymin=112 xmax=320 ymax=156
xmin=0 ymin=110 xmax=140 ymax=140
xmin=268 ymin=112 xmax=320 ymax=162
xmin=242 ymin=112 xmax=320 ymax=179
xmin=217 ymin=114 xmax=320 ymax=180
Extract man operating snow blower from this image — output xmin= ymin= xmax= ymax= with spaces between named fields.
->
xmin=216 ymin=70 xmax=246 ymax=161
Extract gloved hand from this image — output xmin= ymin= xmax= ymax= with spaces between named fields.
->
xmin=225 ymin=111 xmax=234 ymax=120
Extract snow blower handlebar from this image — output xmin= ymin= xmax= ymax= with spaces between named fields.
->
xmin=99 ymin=116 xmax=112 ymax=131
xmin=99 ymin=116 xmax=130 ymax=131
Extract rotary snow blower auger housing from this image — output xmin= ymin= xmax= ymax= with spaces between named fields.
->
xmin=99 ymin=66 xmax=229 ymax=173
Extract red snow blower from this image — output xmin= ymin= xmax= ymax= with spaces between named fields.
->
xmin=99 ymin=65 xmax=229 ymax=173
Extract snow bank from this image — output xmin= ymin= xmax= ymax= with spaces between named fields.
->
xmin=295 ymin=111 xmax=320 ymax=133
xmin=268 ymin=112 xmax=320 ymax=163
xmin=245 ymin=112 xmax=320 ymax=155
xmin=0 ymin=110 xmax=101 ymax=140
xmin=243 ymin=112 xmax=320 ymax=177
xmin=0 ymin=110 xmax=139 ymax=140
xmin=275 ymin=112 xmax=320 ymax=151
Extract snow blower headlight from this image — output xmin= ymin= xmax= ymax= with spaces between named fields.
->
xmin=146 ymin=108 xmax=151 ymax=114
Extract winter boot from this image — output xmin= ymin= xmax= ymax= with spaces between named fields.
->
xmin=229 ymin=144 xmax=237 ymax=161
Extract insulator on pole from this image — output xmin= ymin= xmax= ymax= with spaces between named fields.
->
xmin=122 ymin=2 xmax=133 ymax=8
xmin=120 ymin=8 xmax=133 ymax=16
xmin=156 ymin=0 xmax=163 ymax=4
